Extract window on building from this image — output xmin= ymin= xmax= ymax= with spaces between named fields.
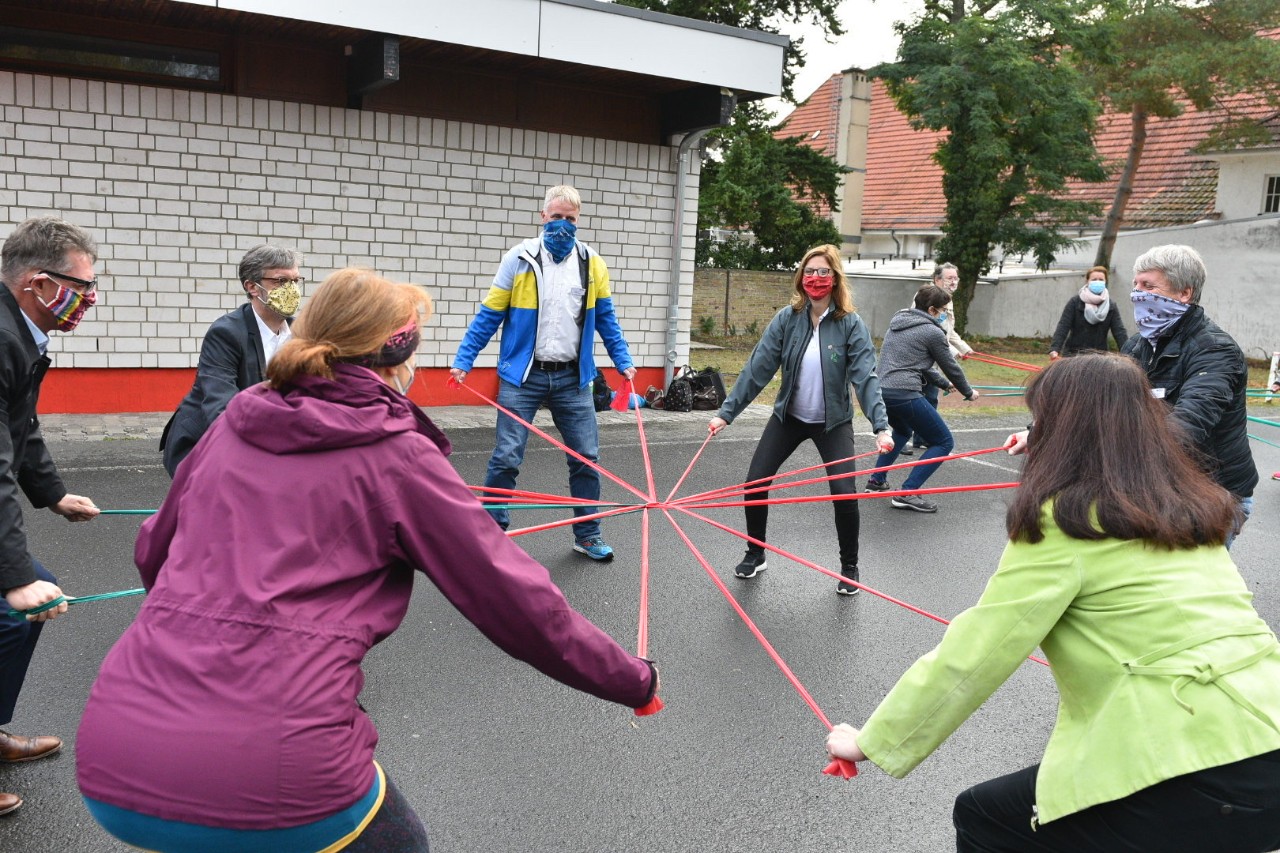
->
xmin=0 ymin=26 xmax=221 ymax=87
xmin=1266 ymin=175 xmax=1280 ymax=215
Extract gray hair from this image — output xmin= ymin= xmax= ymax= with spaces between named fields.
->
xmin=2 ymin=216 xmax=97 ymax=282
xmin=1133 ymin=244 xmax=1206 ymax=303
xmin=932 ymin=262 xmax=958 ymax=282
xmin=542 ymin=185 xmax=582 ymax=212
xmin=239 ymin=244 xmax=303 ymax=291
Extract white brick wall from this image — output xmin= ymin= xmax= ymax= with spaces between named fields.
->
xmin=0 ymin=71 xmax=699 ymax=371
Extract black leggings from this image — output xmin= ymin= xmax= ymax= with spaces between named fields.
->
xmin=743 ymin=415 xmax=860 ymax=567
xmin=344 ymin=773 xmax=430 ymax=852
xmin=953 ymin=750 xmax=1280 ymax=852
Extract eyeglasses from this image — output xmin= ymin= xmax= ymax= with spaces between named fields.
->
xmin=259 ymin=276 xmax=306 ymax=288
xmin=802 ymin=267 xmax=833 ymax=278
xmin=39 ymin=269 xmax=98 ymax=293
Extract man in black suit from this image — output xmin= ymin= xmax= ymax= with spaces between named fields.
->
xmin=0 ymin=216 xmax=102 ymax=816
xmin=160 ymin=245 xmax=304 ymax=477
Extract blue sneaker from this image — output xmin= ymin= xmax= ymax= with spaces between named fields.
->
xmin=573 ymin=537 xmax=614 ymax=562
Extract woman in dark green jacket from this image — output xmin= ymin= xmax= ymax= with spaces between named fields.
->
xmin=709 ymin=245 xmax=894 ymax=595
xmin=827 ymin=353 xmax=1280 ymax=852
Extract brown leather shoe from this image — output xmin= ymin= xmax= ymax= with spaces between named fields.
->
xmin=0 ymin=792 xmax=21 ymax=816
xmin=0 ymin=731 xmax=62 ymax=763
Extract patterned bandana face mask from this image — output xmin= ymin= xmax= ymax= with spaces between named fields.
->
xmin=344 ymin=319 xmax=422 ymax=391
xmin=1130 ymin=288 xmax=1190 ymax=341
xmin=542 ymin=219 xmax=577 ymax=264
xmin=255 ymin=281 xmax=302 ymax=318
xmin=29 ymin=281 xmax=97 ymax=331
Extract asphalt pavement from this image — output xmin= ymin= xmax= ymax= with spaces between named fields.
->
xmin=3 ymin=406 xmax=1279 ymax=852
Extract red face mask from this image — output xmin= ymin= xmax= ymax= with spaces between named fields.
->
xmin=802 ymin=276 xmax=833 ymax=299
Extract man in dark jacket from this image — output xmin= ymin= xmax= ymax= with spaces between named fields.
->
xmin=0 ymin=216 xmax=102 ymax=816
xmin=1122 ymin=245 xmax=1257 ymax=526
xmin=1009 ymin=245 xmax=1256 ymax=542
xmin=160 ymin=245 xmax=303 ymax=477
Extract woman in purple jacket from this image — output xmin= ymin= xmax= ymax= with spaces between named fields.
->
xmin=76 ymin=269 xmax=658 ymax=852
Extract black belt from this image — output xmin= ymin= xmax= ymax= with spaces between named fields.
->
xmin=532 ymin=360 xmax=573 ymax=371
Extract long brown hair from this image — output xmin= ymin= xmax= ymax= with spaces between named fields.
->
xmin=1006 ymin=353 xmax=1238 ymax=546
xmin=789 ymin=244 xmax=854 ymax=319
xmin=267 ymin=268 xmax=432 ymax=388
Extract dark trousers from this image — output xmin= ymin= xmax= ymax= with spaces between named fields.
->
xmin=0 ymin=557 xmax=54 ymax=726
xmin=954 ymin=751 xmax=1280 ymax=852
xmin=346 ymin=773 xmax=430 ymax=852
xmin=743 ymin=415 xmax=860 ymax=567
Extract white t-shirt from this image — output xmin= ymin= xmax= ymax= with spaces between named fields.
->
xmin=533 ymin=250 xmax=584 ymax=363
xmin=789 ymin=308 xmax=830 ymax=424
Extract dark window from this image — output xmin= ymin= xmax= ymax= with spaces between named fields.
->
xmin=1266 ymin=175 xmax=1280 ymax=215
xmin=0 ymin=26 xmax=220 ymax=86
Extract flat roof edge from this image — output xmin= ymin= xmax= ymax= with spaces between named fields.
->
xmin=547 ymin=0 xmax=790 ymax=47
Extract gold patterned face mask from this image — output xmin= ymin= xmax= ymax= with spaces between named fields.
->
xmin=256 ymin=280 xmax=302 ymax=318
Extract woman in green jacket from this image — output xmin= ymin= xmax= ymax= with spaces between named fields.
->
xmin=826 ymin=352 xmax=1280 ymax=852
xmin=709 ymin=244 xmax=894 ymax=595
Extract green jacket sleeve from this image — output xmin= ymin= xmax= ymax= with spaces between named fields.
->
xmin=716 ymin=308 xmax=788 ymax=424
xmin=858 ymin=537 xmax=1082 ymax=778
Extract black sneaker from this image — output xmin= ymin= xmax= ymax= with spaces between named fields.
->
xmin=837 ymin=564 xmax=860 ymax=596
xmin=864 ymin=479 xmax=890 ymax=493
xmin=733 ymin=551 xmax=767 ymax=578
xmin=891 ymin=494 xmax=938 ymax=513
xmin=898 ymin=445 xmax=914 ymax=457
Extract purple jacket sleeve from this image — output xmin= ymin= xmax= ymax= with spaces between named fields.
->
xmin=391 ymin=439 xmax=654 ymax=708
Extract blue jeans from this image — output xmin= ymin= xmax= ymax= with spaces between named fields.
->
xmin=869 ymin=394 xmax=954 ymax=491
xmin=485 ymin=369 xmax=602 ymax=542
xmin=911 ymin=383 xmax=940 ymax=447
xmin=1225 ymin=495 xmax=1254 ymax=551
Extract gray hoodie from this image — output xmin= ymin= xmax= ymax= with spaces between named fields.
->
xmin=878 ymin=308 xmax=974 ymax=398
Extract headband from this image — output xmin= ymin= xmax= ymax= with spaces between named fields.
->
xmin=344 ymin=319 xmax=420 ymax=368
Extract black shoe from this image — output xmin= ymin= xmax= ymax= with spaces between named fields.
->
xmin=898 ymin=445 xmax=914 ymax=457
xmin=837 ymin=564 xmax=860 ymax=596
xmin=734 ymin=551 xmax=767 ymax=578
xmin=864 ymin=479 xmax=890 ymax=493
xmin=891 ymin=494 xmax=938 ymax=513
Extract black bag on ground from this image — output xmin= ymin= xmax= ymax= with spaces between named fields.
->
xmin=664 ymin=367 xmax=694 ymax=412
xmin=591 ymin=369 xmax=613 ymax=412
xmin=689 ymin=366 xmax=726 ymax=411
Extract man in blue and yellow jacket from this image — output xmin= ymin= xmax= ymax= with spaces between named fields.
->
xmin=452 ymin=185 xmax=635 ymax=562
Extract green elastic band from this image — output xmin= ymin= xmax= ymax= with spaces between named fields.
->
xmin=6 ymin=587 xmax=145 ymax=618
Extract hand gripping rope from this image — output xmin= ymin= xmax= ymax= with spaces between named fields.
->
xmin=449 ymin=376 xmax=1042 ymax=776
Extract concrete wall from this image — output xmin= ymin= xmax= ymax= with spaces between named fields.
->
xmin=695 ymin=267 xmax=1122 ymax=342
xmin=0 ymin=69 xmax=697 ymax=399
xmin=1209 ymin=150 xmax=1280 ymax=221
xmin=1055 ymin=215 xmax=1280 ymax=357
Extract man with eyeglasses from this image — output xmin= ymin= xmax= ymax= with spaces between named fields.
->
xmin=0 ymin=215 xmax=103 ymax=817
xmin=902 ymin=262 xmax=973 ymax=457
xmin=160 ymin=244 xmax=305 ymax=477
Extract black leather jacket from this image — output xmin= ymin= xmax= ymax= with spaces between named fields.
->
xmin=1121 ymin=305 xmax=1257 ymax=498
xmin=0 ymin=287 xmax=67 ymax=591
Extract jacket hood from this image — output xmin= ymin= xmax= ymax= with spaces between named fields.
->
xmin=223 ymin=363 xmax=451 ymax=456
xmin=889 ymin=308 xmax=940 ymax=333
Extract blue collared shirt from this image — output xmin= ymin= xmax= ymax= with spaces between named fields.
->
xmin=20 ymin=309 xmax=48 ymax=356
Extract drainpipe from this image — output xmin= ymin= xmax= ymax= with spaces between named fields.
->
xmin=889 ymin=229 xmax=901 ymax=259
xmin=666 ymin=127 xmax=714 ymax=390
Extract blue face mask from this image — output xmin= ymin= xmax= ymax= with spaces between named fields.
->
xmin=542 ymin=218 xmax=577 ymax=264
xmin=935 ymin=310 xmax=948 ymax=325
xmin=1131 ymin=288 xmax=1190 ymax=341
xmin=1088 ymin=281 xmax=1106 ymax=295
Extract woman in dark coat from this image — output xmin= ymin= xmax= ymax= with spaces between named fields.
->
xmin=1049 ymin=266 xmax=1128 ymax=359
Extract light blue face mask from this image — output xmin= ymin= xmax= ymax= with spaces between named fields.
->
xmin=1088 ymin=281 xmax=1106 ymax=295
xmin=935 ymin=310 xmax=948 ymax=325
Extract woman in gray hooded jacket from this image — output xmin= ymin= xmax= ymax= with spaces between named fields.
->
xmin=864 ymin=284 xmax=979 ymax=513
xmin=708 ymin=245 xmax=894 ymax=595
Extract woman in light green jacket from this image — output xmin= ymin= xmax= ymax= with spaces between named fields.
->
xmin=826 ymin=352 xmax=1280 ymax=852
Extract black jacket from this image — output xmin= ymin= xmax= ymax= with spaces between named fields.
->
xmin=160 ymin=303 xmax=273 ymax=477
xmin=0 ymin=287 xmax=67 ymax=592
xmin=1050 ymin=296 xmax=1128 ymax=356
xmin=1121 ymin=305 xmax=1257 ymax=498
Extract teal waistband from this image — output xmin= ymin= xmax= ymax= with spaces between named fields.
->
xmin=84 ymin=762 xmax=385 ymax=853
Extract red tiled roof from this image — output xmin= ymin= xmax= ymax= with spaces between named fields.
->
xmin=851 ymin=80 xmax=1278 ymax=233
xmin=775 ymin=73 xmax=842 ymax=219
